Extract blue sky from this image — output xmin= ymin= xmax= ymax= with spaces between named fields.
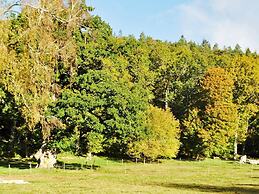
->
xmin=89 ymin=0 xmax=259 ymax=51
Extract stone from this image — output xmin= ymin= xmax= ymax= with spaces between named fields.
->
xmin=32 ymin=148 xmax=57 ymax=169
xmin=239 ymin=155 xmax=247 ymax=164
xmin=39 ymin=150 xmax=57 ymax=168
xmin=247 ymin=159 xmax=259 ymax=165
xmin=86 ymin=152 xmax=92 ymax=161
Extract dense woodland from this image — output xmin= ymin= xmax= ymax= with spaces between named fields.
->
xmin=0 ymin=1 xmax=258 ymax=160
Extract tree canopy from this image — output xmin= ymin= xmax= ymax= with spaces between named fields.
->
xmin=0 ymin=1 xmax=258 ymax=160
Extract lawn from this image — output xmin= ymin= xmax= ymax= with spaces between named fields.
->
xmin=0 ymin=154 xmax=259 ymax=194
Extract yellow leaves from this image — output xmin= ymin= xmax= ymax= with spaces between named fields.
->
xmin=0 ymin=1 xmax=84 ymax=134
xmin=147 ymin=106 xmax=180 ymax=139
xmin=102 ymin=57 xmax=132 ymax=85
xmin=228 ymin=55 xmax=259 ymax=104
xmin=129 ymin=106 xmax=180 ymax=160
xmin=0 ymin=20 xmax=9 ymax=42
xmin=0 ymin=21 xmax=10 ymax=74
xmin=202 ymin=67 xmax=234 ymax=103
xmin=205 ymin=102 xmax=238 ymax=123
xmin=200 ymin=67 xmax=240 ymax=157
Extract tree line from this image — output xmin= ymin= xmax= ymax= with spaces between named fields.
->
xmin=0 ymin=0 xmax=258 ymax=160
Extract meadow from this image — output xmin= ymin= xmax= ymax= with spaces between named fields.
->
xmin=0 ymin=154 xmax=259 ymax=193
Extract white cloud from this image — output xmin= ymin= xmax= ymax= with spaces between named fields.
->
xmin=175 ymin=0 xmax=259 ymax=51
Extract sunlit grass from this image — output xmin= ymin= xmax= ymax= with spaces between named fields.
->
xmin=1 ymin=154 xmax=259 ymax=193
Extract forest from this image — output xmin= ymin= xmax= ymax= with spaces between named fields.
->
xmin=0 ymin=0 xmax=258 ymax=161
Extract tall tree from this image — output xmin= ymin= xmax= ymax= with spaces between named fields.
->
xmin=0 ymin=0 xmax=90 ymax=149
xmin=200 ymin=67 xmax=238 ymax=158
xmin=229 ymin=55 xmax=259 ymax=154
xmin=52 ymin=17 xmax=153 ymax=156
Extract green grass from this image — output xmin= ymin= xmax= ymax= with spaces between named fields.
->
xmin=1 ymin=154 xmax=259 ymax=194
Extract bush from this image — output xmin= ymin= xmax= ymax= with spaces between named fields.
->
xmin=128 ymin=106 xmax=180 ymax=160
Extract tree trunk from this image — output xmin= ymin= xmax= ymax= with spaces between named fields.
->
xmin=8 ymin=121 xmax=16 ymax=158
xmin=33 ymin=145 xmax=57 ymax=169
xmin=165 ymin=86 xmax=169 ymax=110
xmin=234 ymin=131 xmax=238 ymax=160
xmin=38 ymin=150 xmax=56 ymax=168
xmin=242 ymin=143 xmax=246 ymax=155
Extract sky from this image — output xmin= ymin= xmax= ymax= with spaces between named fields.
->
xmin=89 ymin=0 xmax=259 ymax=52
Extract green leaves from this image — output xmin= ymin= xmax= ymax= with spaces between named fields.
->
xmin=128 ymin=106 xmax=180 ymax=160
xmin=0 ymin=2 xmax=258 ymax=159
xmin=55 ymin=21 xmax=154 ymax=155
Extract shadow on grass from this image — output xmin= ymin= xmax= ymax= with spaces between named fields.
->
xmin=100 ymin=156 xmax=132 ymax=163
xmin=0 ymin=158 xmax=36 ymax=169
xmin=0 ymin=158 xmax=100 ymax=170
xmin=154 ymin=182 xmax=259 ymax=193
xmin=237 ymin=183 xmax=259 ymax=187
xmin=55 ymin=161 xmax=100 ymax=170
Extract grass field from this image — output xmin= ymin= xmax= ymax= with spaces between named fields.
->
xmin=1 ymin=154 xmax=259 ymax=193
